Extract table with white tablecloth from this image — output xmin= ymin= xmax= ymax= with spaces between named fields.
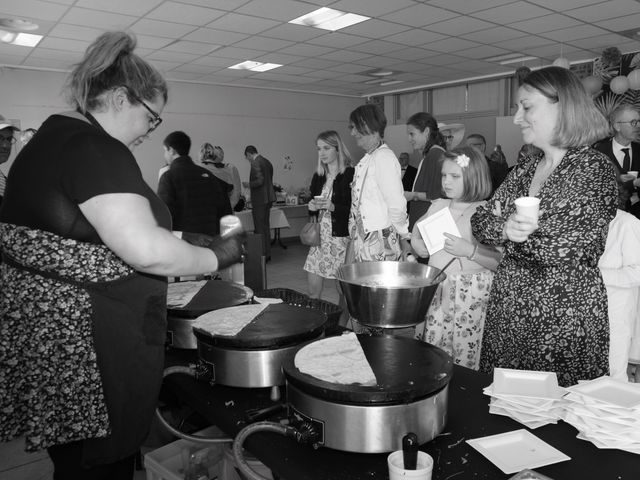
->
xmin=236 ymin=207 xmax=291 ymax=248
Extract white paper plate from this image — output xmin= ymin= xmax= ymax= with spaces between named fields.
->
xmin=492 ymin=369 xmax=562 ymax=400
xmin=467 ymin=429 xmax=570 ymax=474
xmin=566 ymin=377 xmax=640 ymax=409
xmin=488 ymin=392 xmax=562 ymax=412
xmin=490 ymin=399 xmax=563 ymax=420
xmin=488 ymin=405 xmax=555 ymax=429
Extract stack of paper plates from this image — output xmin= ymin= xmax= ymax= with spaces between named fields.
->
xmin=563 ymin=376 xmax=640 ymax=454
xmin=484 ymin=368 xmax=566 ymax=429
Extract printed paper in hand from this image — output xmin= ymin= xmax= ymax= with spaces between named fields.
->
xmin=416 ymin=207 xmax=461 ymax=255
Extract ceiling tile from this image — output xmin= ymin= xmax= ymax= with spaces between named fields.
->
xmin=542 ymin=24 xmax=609 ymax=42
xmin=291 ymin=57 xmax=341 ymax=69
xmin=383 ymin=29 xmax=447 ymax=46
xmin=459 ymin=45 xmax=512 ymax=59
xmin=492 ymin=34 xmax=554 ymax=50
xmin=525 ymin=0 xmax=604 ymax=10
xmin=177 ymin=0 xmax=251 ymax=9
xmin=76 ymin=0 xmax=163 ymax=16
xmin=331 ymin=0 xmax=415 ymax=17
xmin=472 ymin=1 xmax=553 ymax=24
xmin=260 ymin=23 xmax=325 ymax=42
xmin=427 ymin=16 xmax=495 ymax=35
xmin=61 ymin=7 xmax=137 ymax=30
xmin=212 ymin=46 xmax=266 ymax=60
xmin=374 ymin=47 xmax=433 ymax=62
xmin=319 ymin=49 xmax=372 ymax=63
xmin=428 ymin=0 xmax=519 ymax=14
xmin=136 ymin=34 xmax=176 ymax=50
xmin=171 ymin=63 xmax=217 ymax=74
xmin=182 ymin=28 xmax=249 ymax=45
xmin=147 ymin=2 xmax=226 ymax=25
xmin=38 ymin=36 xmax=90 ymax=52
xmin=207 ymin=12 xmax=280 ymax=35
xmin=192 ymin=55 xmax=237 ymax=67
xmin=147 ymin=50 xmax=199 ymax=63
xmin=349 ymin=40 xmax=404 ymax=55
xmin=421 ymin=37 xmax=480 ymax=54
xmin=27 ymin=47 xmax=80 ymax=61
xmin=326 ymin=63 xmax=372 ymax=74
xmin=306 ymin=32 xmax=369 ymax=49
xmin=48 ymin=23 xmax=105 ymax=42
xmin=353 ymin=55 xmax=401 ymax=68
xmin=342 ymin=19 xmax=410 ymax=39
xmin=166 ymin=71 xmax=207 ymax=81
xmin=132 ymin=18 xmax=197 ymax=38
xmin=565 ymin=0 xmax=640 ymax=21
xmin=164 ymin=40 xmax=220 ymax=55
xmin=595 ymin=12 xmax=640 ymax=31
xmin=235 ymin=0 xmax=315 ymax=21
xmin=509 ymin=13 xmax=582 ymax=33
xmin=254 ymin=52 xmax=306 ymax=65
xmin=461 ymin=26 xmax=526 ymax=43
xmin=381 ymin=4 xmax=459 ymax=27
xmin=233 ymin=35 xmax=294 ymax=51
xmin=571 ymin=32 xmax=635 ymax=50
xmin=277 ymin=43 xmax=334 ymax=57
xmin=0 ymin=0 xmax=72 ymax=22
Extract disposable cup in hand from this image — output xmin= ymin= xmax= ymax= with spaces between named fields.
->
xmin=314 ymin=195 xmax=324 ymax=201
xmin=388 ymin=450 xmax=433 ymax=480
xmin=514 ymin=196 xmax=540 ymax=221
xmin=627 ymin=171 xmax=638 ymax=179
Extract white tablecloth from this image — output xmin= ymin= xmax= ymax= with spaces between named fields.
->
xmin=236 ymin=208 xmax=290 ymax=233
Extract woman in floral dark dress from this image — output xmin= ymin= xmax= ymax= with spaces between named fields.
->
xmin=471 ymin=66 xmax=618 ymax=387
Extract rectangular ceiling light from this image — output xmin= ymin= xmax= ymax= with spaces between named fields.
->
xmin=499 ymin=56 xmax=537 ymax=65
xmin=289 ymin=7 xmax=369 ymax=31
xmin=12 ymin=32 xmax=42 ymax=47
xmin=228 ymin=60 xmax=282 ymax=72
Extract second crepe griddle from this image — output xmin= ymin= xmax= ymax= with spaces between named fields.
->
xmin=283 ymin=335 xmax=453 ymax=405
xmin=193 ymin=303 xmax=327 ymax=349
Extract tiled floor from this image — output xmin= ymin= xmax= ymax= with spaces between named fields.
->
xmin=0 ymin=239 xmax=333 ymax=480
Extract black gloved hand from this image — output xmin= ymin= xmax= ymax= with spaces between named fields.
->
xmin=207 ymin=231 xmax=246 ymax=270
xmin=181 ymin=231 xmax=214 ymax=247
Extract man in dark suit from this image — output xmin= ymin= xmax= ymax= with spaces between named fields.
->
xmin=466 ymin=133 xmax=508 ymax=194
xmin=243 ymin=145 xmax=276 ymax=260
xmin=593 ymin=104 xmax=640 ymax=218
xmin=158 ymin=131 xmax=231 ymax=236
xmin=398 ymin=152 xmax=417 ymax=192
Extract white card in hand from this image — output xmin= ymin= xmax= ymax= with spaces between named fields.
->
xmin=416 ymin=207 xmax=461 ymax=255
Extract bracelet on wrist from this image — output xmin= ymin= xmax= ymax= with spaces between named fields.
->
xmin=467 ymin=243 xmax=479 ymax=261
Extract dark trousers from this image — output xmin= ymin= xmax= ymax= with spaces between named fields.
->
xmin=48 ymin=441 xmax=136 ymax=480
xmin=252 ymin=201 xmax=272 ymax=258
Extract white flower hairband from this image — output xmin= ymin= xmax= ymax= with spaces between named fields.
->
xmin=454 ymin=154 xmax=470 ymax=169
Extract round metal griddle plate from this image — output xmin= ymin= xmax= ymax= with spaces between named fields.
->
xmin=283 ymin=335 xmax=453 ymax=405
xmin=168 ymin=280 xmax=253 ymax=317
xmin=194 ymin=303 xmax=326 ymax=349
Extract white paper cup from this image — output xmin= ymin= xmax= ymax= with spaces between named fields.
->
xmin=627 ymin=170 xmax=638 ymax=179
xmin=387 ymin=450 xmax=434 ymax=480
xmin=514 ymin=196 xmax=540 ymax=221
xmin=314 ymin=195 xmax=324 ymax=201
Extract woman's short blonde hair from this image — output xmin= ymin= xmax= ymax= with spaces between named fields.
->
xmin=315 ymin=130 xmax=352 ymax=176
xmin=521 ymin=66 xmax=610 ymax=148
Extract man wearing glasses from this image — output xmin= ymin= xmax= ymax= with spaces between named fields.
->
xmin=594 ymin=104 xmax=640 ymax=218
xmin=0 ymin=115 xmax=19 ymax=207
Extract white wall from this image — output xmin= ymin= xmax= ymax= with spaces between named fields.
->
xmin=496 ymin=116 xmax=525 ymax=166
xmin=0 ymin=67 xmax=363 ymax=194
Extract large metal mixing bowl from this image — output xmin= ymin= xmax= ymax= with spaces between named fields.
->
xmin=336 ymin=261 xmax=444 ymax=328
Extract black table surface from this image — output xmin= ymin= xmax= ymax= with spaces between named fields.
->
xmin=162 ymin=351 xmax=639 ymax=480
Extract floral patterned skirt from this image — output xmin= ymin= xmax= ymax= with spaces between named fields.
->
xmin=415 ymin=270 xmax=493 ymax=370
xmin=303 ymin=209 xmax=349 ymax=279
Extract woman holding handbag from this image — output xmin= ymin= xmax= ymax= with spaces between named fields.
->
xmin=303 ymin=130 xmax=354 ymax=300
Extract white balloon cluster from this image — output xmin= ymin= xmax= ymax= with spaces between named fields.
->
xmin=581 ymin=69 xmax=640 ymax=95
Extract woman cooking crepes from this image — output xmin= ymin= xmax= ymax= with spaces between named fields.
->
xmin=0 ymin=32 xmax=244 ymax=479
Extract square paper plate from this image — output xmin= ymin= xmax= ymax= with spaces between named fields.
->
xmin=567 ymin=377 xmax=640 ymax=409
xmin=467 ymin=429 xmax=571 ymax=474
xmin=492 ymin=369 xmax=562 ymax=400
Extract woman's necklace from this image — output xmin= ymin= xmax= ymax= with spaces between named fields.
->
xmin=366 ymin=140 xmax=383 ymax=154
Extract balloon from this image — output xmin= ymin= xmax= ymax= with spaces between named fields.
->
xmin=610 ymin=75 xmax=630 ymax=94
xmin=582 ymin=75 xmax=603 ymax=94
xmin=628 ymin=69 xmax=640 ymax=90
xmin=552 ymin=57 xmax=571 ymax=69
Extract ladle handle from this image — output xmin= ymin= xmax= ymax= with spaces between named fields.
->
xmin=435 ymin=257 xmax=456 ymax=282
xmin=402 ymin=432 xmax=418 ymax=470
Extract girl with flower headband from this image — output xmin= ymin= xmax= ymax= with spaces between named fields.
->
xmin=411 ymin=146 xmax=502 ymax=369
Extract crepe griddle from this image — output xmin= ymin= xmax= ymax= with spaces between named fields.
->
xmin=168 ymin=280 xmax=253 ymax=317
xmin=283 ymin=335 xmax=453 ymax=405
xmin=193 ymin=303 xmax=326 ymax=349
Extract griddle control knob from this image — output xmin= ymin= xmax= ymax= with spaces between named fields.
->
xmin=292 ymin=422 xmax=320 ymax=446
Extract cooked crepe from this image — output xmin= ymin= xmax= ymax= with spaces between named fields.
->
xmin=166 ymin=280 xmax=207 ymax=308
xmin=192 ymin=303 xmax=268 ymax=337
xmin=295 ymin=332 xmax=377 ymax=386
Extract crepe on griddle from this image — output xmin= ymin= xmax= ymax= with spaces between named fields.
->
xmin=192 ymin=303 xmax=268 ymax=337
xmin=294 ymin=332 xmax=377 ymax=386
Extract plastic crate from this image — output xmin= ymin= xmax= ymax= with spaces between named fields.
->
xmin=254 ymin=288 xmax=342 ymax=335
xmin=144 ymin=426 xmax=230 ymax=480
